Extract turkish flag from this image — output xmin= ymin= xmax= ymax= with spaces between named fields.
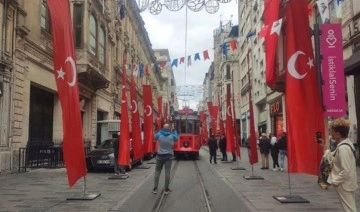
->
xmin=264 ymin=0 xmax=280 ymax=87
xmin=285 ymin=0 xmax=324 ymax=175
xmin=203 ymin=50 xmax=210 ymax=61
xmin=130 ymin=75 xmax=143 ymax=160
xmin=225 ymin=85 xmax=235 ymax=153
xmin=119 ymin=61 xmax=130 ymax=166
xmin=143 ymin=85 xmax=154 ymax=153
xmin=47 ymin=0 xmax=86 ymax=187
xmin=217 ymin=95 xmax=225 ymax=135
xmin=230 ymin=40 xmax=237 ymax=51
xmin=145 ymin=64 xmax=150 ymax=76
xmin=247 ymin=61 xmax=258 ymax=165
xmin=258 ymin=25 xmax=269 ymax=38
xmin=232 ymin=82 xmax=241 ymax=158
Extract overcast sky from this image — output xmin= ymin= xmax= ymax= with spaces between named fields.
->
xmin=140 ymin=1 xmax=239 ymax=110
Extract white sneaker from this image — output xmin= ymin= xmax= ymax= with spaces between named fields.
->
xmin=273 ymin=168 xmax=278 ymax=171
xmin=280 ymin=168 xmax=284 ymax=171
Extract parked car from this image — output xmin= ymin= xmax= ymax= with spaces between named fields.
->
xmin=86 ymin=138 xmax=142 ymax=172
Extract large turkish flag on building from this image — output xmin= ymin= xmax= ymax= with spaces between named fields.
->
xmin=130 ymin=75 xmax=143 ymax=160
xmin=285 ymin=0 xmax=324 ymax=175
xmin=143 ymin=85 xmax=154 ymax=153
xmin=47 ymin=0 xmax=86 ymax=187
xmin=264 ymin=0 xmax=280 ymax=87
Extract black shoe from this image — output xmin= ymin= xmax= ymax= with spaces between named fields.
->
xmin=261 ymin=167 xmax=265 ymax=170
xmin=152 ymin=188 xmax=158 ymax=194
xmin=214 ymin=162 xmax=217 ymax=164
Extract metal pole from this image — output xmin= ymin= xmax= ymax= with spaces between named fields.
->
xmin=314 ymin=24 xmax=324 ymax=110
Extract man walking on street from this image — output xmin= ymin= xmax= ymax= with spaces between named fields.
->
xmin=208 ymin=133 xmax=218 ymax=164
xmin=152 ymin=123 xmax=178 ymax=195
xmin=259 ymin=132 xmax=271 ymax=169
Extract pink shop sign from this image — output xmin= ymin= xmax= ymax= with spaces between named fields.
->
xmin=320 ymin=24 xmax=346 ymax=117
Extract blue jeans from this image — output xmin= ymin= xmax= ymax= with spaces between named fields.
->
xmin=279 ymin=150 xmax=287 ymax=169
xmin=154 ymin=156 xmax=172 ymax=190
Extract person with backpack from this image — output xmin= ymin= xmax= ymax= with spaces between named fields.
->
xmin=327 ymin=118 xmax=358 ymax=212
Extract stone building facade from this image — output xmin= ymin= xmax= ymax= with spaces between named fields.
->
xmin=0 ymin=0 xmax=163 ymax=173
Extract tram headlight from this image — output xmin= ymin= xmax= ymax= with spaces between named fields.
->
xmin=183 ymin=141 xmax=189 ymax=147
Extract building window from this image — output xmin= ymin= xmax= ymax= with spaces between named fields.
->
xmin=226 ymin=65 xmax=231 ymax=80
xmin=99 ymin=26 xmax=105 ymax=64
xmin=40 ymin=0 xmax=51 ymax=33
xmin=89 ymin=14 xmax=97 ymax=55
xmin=73 ymin=4 xmax=84 ymax=48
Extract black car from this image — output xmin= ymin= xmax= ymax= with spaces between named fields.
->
xmin=86 ymin=138 xmax=141 ymax=172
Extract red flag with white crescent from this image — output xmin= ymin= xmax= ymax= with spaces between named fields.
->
xmin=143 ymin=85 xmax=154 ymax=153
xmin=130 ymin=75 xmax=143 ymax=160
xmin=285 ymin=0 xmax=324 ymax=175
xmin=119 ymin=59 xmax=130 ymax=166
xmin=217 ymin=94 xmax=225 ymax=135
xmin=264 ymin=0 xmax=280 ymax=87
xmin=47 ymin=0 xmax=86 ymax=187
xmin=232 ymin=80 xmax=241 ymax=158
xmin=247 ymin=55 xmax=258 ymax=165
xmin=225 ymin=85 xmax=235 ymax=152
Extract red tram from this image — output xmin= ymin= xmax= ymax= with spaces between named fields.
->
xmin=172 ymin=107 xmax=201 ymax=160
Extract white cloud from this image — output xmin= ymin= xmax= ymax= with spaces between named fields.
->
xmin=141 ymin=1 xmax=238 ymax=110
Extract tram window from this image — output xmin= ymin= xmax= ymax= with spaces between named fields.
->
xmin=195 ymin=121 xmax=200 ymax=134
xmin=181 ymin=121 xmax=186 ymax=133
xmin=187 ymin=121 xmax=193 ymax=133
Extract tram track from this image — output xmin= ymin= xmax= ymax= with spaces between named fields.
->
xmin=152 ymin=160 xmax=213 ymax=212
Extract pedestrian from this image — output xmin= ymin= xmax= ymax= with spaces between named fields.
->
xmin=278 ymin=132 xmax=287 ymax=171
xmin=152 ymin=123 xmax=178 ymax=195
xmin=219 ymin=133 xmax=227 ymax=161
xmin=258 ymin=132 xmax=271 ymax=169
xmin=269 ymin=133 xmax=280 ymax=171
xmin=112 ymin=134 xmax=127 ymax=175
xmin=327 ymin=118 xmax=358 ymax=212
xmin=208 ymin=133 xmax=218 ymax=164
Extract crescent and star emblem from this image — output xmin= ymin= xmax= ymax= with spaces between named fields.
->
xmin=131 ymin=100 xmax=138 ymax=113
xmin=287 ymin=51 xmax=314 ymax=80
xmin=226 ymin=105 xmax=232 ymax=117
xmin=145 ymin=105 xmax=152 ymax=116
xmin=57 ymin=57 xmax=77 ymax=87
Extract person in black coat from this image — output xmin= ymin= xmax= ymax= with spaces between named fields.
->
xmin=258 ymin=132 xmax=271 ymax=169
xmin=219 ymin=134 xmax=227 ymax=161
xmin=208 ymin=134 xmax=218 ymax=164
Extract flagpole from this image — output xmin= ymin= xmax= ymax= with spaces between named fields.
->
xmin=242 ymin=0 xmax=263 ymax=180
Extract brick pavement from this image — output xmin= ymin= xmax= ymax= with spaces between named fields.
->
xmin=0 ymin=147 xmax=359 ymax=212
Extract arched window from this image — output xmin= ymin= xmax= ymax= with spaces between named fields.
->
xmin=89 ymin=14 xmax=97 ymax=55
xmin=99 ymin=26 xmax=105 ymax=64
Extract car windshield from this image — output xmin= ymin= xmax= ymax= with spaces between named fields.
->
xmin=99 ymin=139 xmax=114 ymax=149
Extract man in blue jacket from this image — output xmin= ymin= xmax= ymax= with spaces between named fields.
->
xmin=152 ymin=122 xmax=178 ymax=195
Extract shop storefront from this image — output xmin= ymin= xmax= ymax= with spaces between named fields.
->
xmin=269 ymin=97 xmax=284 ymax=136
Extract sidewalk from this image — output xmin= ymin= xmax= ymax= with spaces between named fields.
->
xmin=206 ymin=146 xmax=360 ymax=212
xmin=0 ymin=147 xmax=359 ymax=211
